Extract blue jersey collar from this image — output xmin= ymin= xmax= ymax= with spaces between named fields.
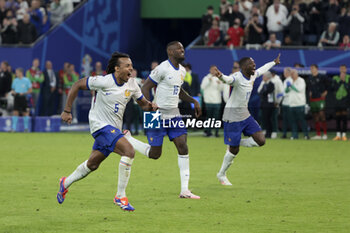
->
xmin=112 ymin=73 xmax=124 ymax=86
xmin=168 ymin=59 xmax=179 ymax=71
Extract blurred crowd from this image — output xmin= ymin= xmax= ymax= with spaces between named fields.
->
xmin=0 ymin=0 xmax=81 ymax=45
xmin=200 ymin=0 xmax=350 ymax=49
xmin=1 ymin=57 xmax=349 ymax=139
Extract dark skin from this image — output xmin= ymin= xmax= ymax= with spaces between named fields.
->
xmin=211 ymin=54 xmax=281 ymax=155
xmin=141 ymin=42 xmax=202 ymax=159
xmin=61 ymin=57 xmax=158 ymax=170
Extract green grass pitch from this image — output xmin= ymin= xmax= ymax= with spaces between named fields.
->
xmin=0 ymin=132 xmax=349 ymax=233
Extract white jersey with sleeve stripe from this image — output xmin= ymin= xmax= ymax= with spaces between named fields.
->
xmin=222 ymin=61 xmax=276 ymax=122
xmin=148 ymin=59 xmax=186 ymax=118
xmin=87 ymin=73 xmax=143 ymax=134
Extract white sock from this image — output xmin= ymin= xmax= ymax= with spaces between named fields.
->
xmin=124 ymin=134 xmax=150 ymax=157
xmin=117 ymin=156 xmax=133 ymax=198
xmin=337 ymin=132 xmax=341 ymax=137
xmin=218 ymin=150 xmax=236 ymax=176
xmin=178 ymin=154 xmax=190 ymax=193
xmin=64 ymin=160 xmax=91 ymax=189
xmin=240 ymin=137 xmax=259 ymax=147
xmin=342 ymin=132 xmax=346 ymax=137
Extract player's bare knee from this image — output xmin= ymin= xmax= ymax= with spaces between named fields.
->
xmin=258 ymin=139 xmax=265 ymax=147
xmin=124 ymin=147 xmax=135 ymax=159
xmin=177 ymin=144 xmax=188 ymax=155
xmin=149 ymin=152 xmax=161 ymax=160
xmin=229 ymin=146 xmax=239 ymax=155
xmin=87 ymin=161 xmax=99 ymax=171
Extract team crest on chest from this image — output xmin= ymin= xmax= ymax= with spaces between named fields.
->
xmin=125 ymin=90 xmax=131 ymax=97
xmin=181 ymin=75 xmax=184 ymax=81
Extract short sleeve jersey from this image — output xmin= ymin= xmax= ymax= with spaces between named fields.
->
xmin=149 ymin=60 xmax=186 ymax=118
xmin=87 ymin=73 xmax=143 ymax=134
xmin=12 ymin=77 xmax=32 ymax=93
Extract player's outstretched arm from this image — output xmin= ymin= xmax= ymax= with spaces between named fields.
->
xmin=61 ymin=77 xmax=89 ymax=124
xmin=212 ymin=66 xmax=234 ymax=84
xmin=256 ymin=53 xmax=281 ymax=77
xmin=179 ymin=88 xmax=202 ymax=118
xmin=136 ymin=97 xmax=158 ymax=111
xmin=141 ymin=78 xmax=157 ymax=101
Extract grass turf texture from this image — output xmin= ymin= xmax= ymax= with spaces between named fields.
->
xmin=0 ymin=132 xmax=349 ymax=233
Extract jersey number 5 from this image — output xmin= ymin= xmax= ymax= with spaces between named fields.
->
xmin=114 ymin=103 xmax=119 ymax=113
xmin=173 ymin=85 xmax=179 ymax=95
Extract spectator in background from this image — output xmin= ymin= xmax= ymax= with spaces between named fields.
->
xmin=332 ymin=65 xmax=350 ymax=141
xmin=17 ymin=14 xmax=37 ymax=44
xmin=226 ymin=18 xmax=244 ymax=48
xmin=206 ymin=18 xmax=221 ymax=46
xmin=61 ymin=0 xmax=74 ymax=16
xmin=318 ymin=22 xmax=340 ymax=48
xmin=226 ymin=3 xmax=245 ymax=28
xmin=5 ymin=0 xmax=19 ymax=14
xmin=91 ymin=61 xmax=107 ymax=76
xmin=184 ymin=63 xmax=200 ymax=97
xmin=41 ymin=11 xmax=51 ymax=34
xmin=63 ymin=63 xmax=79 ymax=123
xmin=265 ymin=0 xmax=288 ymax=42
xmin=281 ymin=67 xmax=293 ymax=139
xmin=270 ymin=70 xmax=284 ymax=139
xmin=324 ymin=0 xmax=340 ymax=23
xmin=243 ymin=5 xmax=264 ymax=26
xmin=49 ymin=0 xmax=65 ymax=25
xmin=339 ymin=35 xmax=350 ymax=50
xmin=0 ymin=61 xmax=12 ymax=99
xmin=201 ymin=65 xmax=224 ymax=137
xmin=41 ymin=60 xmax=57 ymax=116
xmin=11 ymin=68 xmax=32 ymax=132
xmin=339 ymin=7 xmax=350 ymax=38
xmin=26 ymin=58 xmax=43 ymax=111
xmin=200 ymin=6 xmax=214 ymax=44
xmin=258 ymin=71 xmax=275 ymax=138
xmin=244 ymin=13 xmax=263 ymax=49
xmin=238 ymin=0 xmax=253 ymax=21
xmin=308 ymin=64 xmax=328 ymax=140
xmin=124 ymin=69 xmax=143 ymax=135
xmin=57 ymin=62 xmax=69 ymax=113
xmin=307 ymin=0 xmax=324 ymax=36
xmin=16 ymin=0 xmax=29 ymax=21
xmin=287 ymin=69 xmax=309 ymax=140
xmin=0 ymin=0 xmax=7 ymax=27
xmin=223 ymin=62 xmax=240 ymax=103
xmin=1 ymin=10 xmax=18 ymax=44
xmin=263 ymin=33 xmax=281 ymax=50
xmin=29 ymin=0 xmax=43 ymax=37
xmin=285 ymin=3 xmax=305 ymax=45
xmin=151 ymin=61 xmax=158 ymax=70
xmin=219 ymin=0 xmax=231 ymax=38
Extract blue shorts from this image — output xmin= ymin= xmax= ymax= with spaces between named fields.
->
xmin=224 ymin=116 xmax=261 ymax=147
xmin=92 ymin=125 xmax=124 ymax=157
xmin=146 ymin=117 xmax=187 ymax=146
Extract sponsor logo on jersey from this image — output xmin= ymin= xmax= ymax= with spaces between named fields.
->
xmin=106 ymin=92 xmax=112 ymax=95
xmin=125 ymin=90 xmax=131 ymax=97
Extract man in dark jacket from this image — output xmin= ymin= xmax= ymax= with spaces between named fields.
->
xmin=258 ymin=71 xmax=275 ymax=138
xmin=17 ymin=14 xmax=37 ymax=44
xmin=40 ymin=61 xmax=57 ymax=116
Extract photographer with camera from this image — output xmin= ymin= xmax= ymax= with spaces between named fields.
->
xmin=11 ymin=68 xmax=32 ymax=132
